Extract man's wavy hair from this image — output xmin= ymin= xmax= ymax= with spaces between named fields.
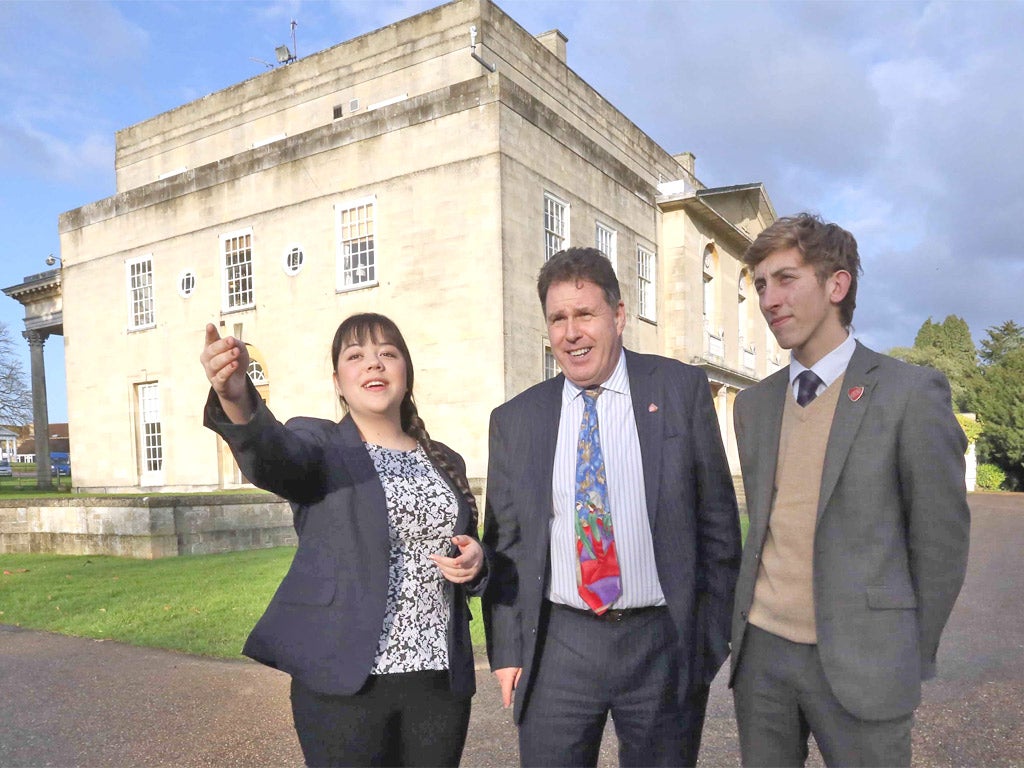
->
xmin=743 ymin=213 xmax=863 ymax=328
xmin=537 ymin=247 xmax=621 ymax=311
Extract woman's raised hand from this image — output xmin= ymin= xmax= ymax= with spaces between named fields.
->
xmin=200 ymin=323 xmax=255 ymax=423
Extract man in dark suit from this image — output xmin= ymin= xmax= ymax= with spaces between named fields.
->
xmin=483 ymin=247 xmax=741 ymax=767
xmin=729 ymin=213 xmax=971 ymax=766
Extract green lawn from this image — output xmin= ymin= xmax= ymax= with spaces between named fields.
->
xmin=0 ymin=515 xmax=747 ymax=658
xmin=0 ymin=549 xmax=294 ymax=657
xmin=0 ymin=548 xmax=485 ymax=657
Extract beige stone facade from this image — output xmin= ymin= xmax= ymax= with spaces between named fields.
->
xmin=57 ymin=0 xmax=781 ymax=493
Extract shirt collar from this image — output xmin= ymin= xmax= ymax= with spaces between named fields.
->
xmin=789 ymin=332 xmax=856 ymax=389
xmin=562 ymin=347 xmax=630 ymax=402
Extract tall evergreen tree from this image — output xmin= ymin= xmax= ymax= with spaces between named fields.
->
xmin=973 ymin=346 xmax=1024 ymax=490
xmin=979 ymin=320 xmax=1024 ymax=365
xmin=890 ymin=315 xmax=978 ymax=411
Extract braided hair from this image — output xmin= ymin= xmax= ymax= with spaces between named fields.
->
xmin=331 ymin=313 xmax=479 ymax=532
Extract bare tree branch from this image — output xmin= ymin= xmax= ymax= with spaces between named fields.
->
xmin=0 ymin=322 xmax=34 ymax=425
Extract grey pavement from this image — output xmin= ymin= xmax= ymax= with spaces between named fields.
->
xmin=2 ymin=493 xmax=1022 ymax=767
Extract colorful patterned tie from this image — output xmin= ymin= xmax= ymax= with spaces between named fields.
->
xmin=575 ymin=388 xmax=622 ymax=614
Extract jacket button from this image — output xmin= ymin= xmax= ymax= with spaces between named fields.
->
xmin=741 ymin=611 xmax=748 ymax=620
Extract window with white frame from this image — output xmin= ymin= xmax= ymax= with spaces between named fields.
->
xmin=595 ymin=222 xmax=617 ymax=272
xmin=637 ymin=245 xmax=656 ymax=321
xmin=739 ymin=268 xmax=756 ymax=347
xmin=544 ymin=192 xmax=569 ymax=260
xmin=702 ymin=246 xmax=717 ymax=332
xmin=336 ymin=197 xmax=376 ymax=289
xmin=221 ymin=229 xmax=254 ymax=310
xmin=247 ymin=358 xmax=268 ymax=385
xmin=126 ymin=256 xmax=155 ymax=330
xmin=738 ymin=271 xmax=747 ymax=346
xmin=137 ymin=383 xmax=163 ymax=483
xmin=543 ymin=344 xmax=560 ymax=381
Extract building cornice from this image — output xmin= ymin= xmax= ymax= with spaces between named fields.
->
xmin=689 ymin=356 xmax=762 ymax=389
xmin=2 ymin=269 xmax=61 ymax=301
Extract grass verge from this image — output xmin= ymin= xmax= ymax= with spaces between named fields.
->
xmin=0 ymin=549 xmax=486 ymax=657
xmin=1 ymin=515 xmax=746 ymax=659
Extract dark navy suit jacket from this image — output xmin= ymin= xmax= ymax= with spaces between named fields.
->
xmin=204 ymin=388 xmax=484 ymax=698
xmin=482 ymin=349 xmax=741 ymax=722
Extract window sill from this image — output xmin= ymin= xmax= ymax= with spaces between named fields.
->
xmin=220 ymin=305 xmax=256 ymax=316
xmin=336 ymin=280 xmax=379 ymax=294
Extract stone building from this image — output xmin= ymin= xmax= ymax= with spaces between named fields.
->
xmin=56 ymin=0 xmax=780 ymax=493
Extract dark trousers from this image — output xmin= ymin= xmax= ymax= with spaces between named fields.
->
xmin=290 ymin=670 xmax=471 ymax=767
xmin=733 ymin=624 xmax=913 ymax=767
xmin=518 ymin=602 xmax=709 ymax=768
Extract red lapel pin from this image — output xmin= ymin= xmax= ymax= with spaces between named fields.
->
xmin=848 ymin=386 xmax=864 ymax=402
xmin=648 ymin=403 xmax=659 ymax=412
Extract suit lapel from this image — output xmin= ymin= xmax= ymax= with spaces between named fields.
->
xmin=336 ymin=415 xmax=390 ymax=551
xmin=625 ymin=350 xmax=662 ymax=528
xmin=818 ymin=342 xmax=879 ymax=519
xmin=749 ymin=371 xmax=788 ymax=529
xmin=528 ymin=377 xmax=563 ymax=552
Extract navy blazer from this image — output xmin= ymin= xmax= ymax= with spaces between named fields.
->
xmin=204 ymin=388 xmax=485 ymax=698
xmin=482 ymin=349 xmax=741 ymax=722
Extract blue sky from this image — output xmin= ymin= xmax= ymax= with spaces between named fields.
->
xmin=2 ymin=0 xmax=1022 ymax=424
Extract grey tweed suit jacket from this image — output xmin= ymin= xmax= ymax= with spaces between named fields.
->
xmin=729 ymin=342 xmax=970 ymax=720
xmin=483 ymin=349 xmax=742 ymax=723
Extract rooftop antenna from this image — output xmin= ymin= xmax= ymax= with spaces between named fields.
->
xmin=276 ymin=19 xmax=298 ymax=65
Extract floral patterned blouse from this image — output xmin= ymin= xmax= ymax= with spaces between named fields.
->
xmin=365 ymin=442 xmax=458 ymax=674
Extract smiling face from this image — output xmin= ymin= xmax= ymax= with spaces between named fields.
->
xmin=545 ymin=278 xmax=626 ymax=388
xmin=333 ymin=337 xmax=409 ymax=424
xmin=753 ymin=246 xmax=851 ymax=367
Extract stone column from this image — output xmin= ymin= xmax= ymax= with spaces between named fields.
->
xmin=24 ymin=329 xmax=52 ymax=490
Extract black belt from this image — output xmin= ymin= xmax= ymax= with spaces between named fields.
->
xmin=549 ymin=601 xmax=667 ymax=623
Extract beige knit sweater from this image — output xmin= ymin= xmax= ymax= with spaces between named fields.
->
xmin=748 ymin=374 xmax=845 ymax=644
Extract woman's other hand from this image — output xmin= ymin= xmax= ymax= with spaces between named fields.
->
xmin=430 ymin=535 xmax=483 ymax=584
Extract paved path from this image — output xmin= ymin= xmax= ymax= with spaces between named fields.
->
xmin=2 ymin=493 xmax=1021 ymax=767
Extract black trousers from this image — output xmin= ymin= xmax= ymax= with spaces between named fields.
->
xmin=290 ymin=670 xmax=471 ymax=767
xmin=518 ymin=602 xmax=709 ymax=768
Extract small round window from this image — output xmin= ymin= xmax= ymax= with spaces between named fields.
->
xmin=283 ymin=246 xmax=304 ymax=276
xmin=178 ymin=270 xmax=196 ymax=298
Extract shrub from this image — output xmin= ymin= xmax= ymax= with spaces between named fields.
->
xmin=976 ymin=463 xmax=1006 ymax=491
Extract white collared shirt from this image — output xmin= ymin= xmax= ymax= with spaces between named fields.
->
xmin=789 ymin=333 xmax=856 ymax=400
xmin=548 ymin=349 xmax=666 ymax=609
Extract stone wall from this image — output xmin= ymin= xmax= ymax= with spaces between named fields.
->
xmin=0 ymin=494 xmax=295 ymax=559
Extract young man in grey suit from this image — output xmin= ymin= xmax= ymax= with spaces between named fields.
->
xmin=483 ymin=247 xmax=741 ymax=767
xmin=730 ymin=213 xmax=971 ymax=766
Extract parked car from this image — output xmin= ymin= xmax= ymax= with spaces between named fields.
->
xmin=0 ymin=459 xmax=12 ymax=477
xmin=51 ymin=461 xmax=71 ymax=477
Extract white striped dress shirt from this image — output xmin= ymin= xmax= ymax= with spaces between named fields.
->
xmin=547 ymin=349 xmax=667 ymax=609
